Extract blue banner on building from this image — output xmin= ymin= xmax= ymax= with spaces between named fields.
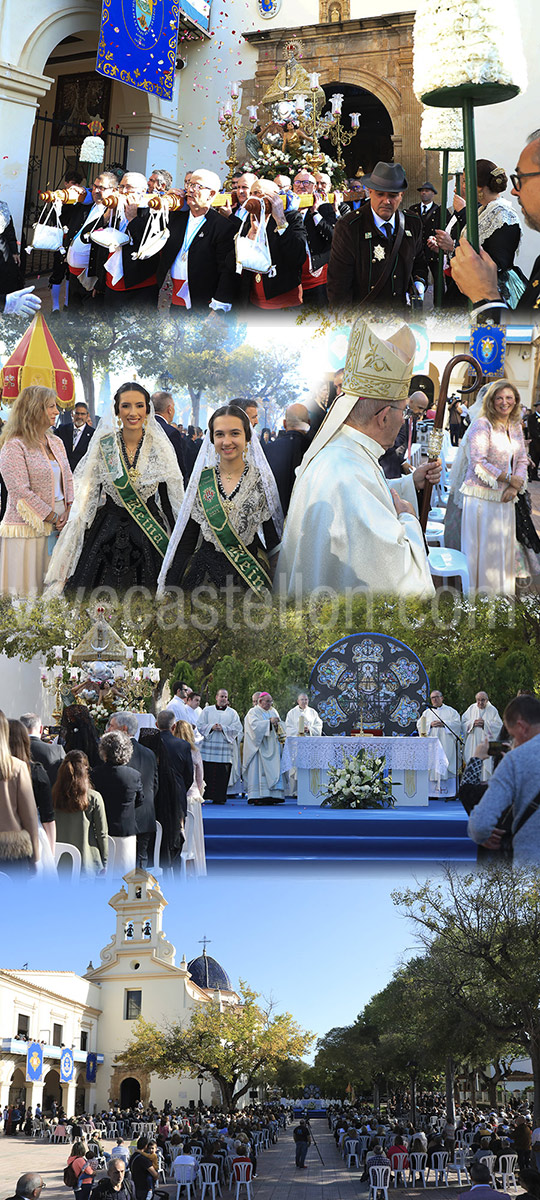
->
xmin=26 ymin=1042 xmax=43 ymax=1084
xmin=96 ymin=0 xmax=180 ymax=102
xmin=86 ymin=1053 xmax=98 ymax=1083
xmin=470 ymin=326 xmax=506 ymax=376
xmin=60 ymin=1047 xmax=74 ymax=1083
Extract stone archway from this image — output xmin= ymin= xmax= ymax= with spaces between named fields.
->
xmin=43 ymin=1069 xmax=62 ymax=1112
xmin=120 ymin=1077 xmax=142 ymax=1107
xmin=319 ymin=81 xmax=393 ymax=178
xmin=109 ymin=1064 xmax=151 ymax=1107
xmin=9 ymin=1068 xmax=27 ymax=1107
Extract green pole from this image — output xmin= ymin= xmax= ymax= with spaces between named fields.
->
xmin=462 ymin=96 xmax=479 ymax=252
xmin=435 ymin=147 xmax=449 ymax=307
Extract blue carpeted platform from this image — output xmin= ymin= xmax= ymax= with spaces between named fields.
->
xmin=202 ymin=796 xmax=475 ymax=864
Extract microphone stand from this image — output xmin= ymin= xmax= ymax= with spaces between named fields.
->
xmin=425 ymin=706 xmax=464 ymax=782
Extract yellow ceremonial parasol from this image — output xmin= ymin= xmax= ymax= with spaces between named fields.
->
xmin=0 ymin=312 xmax=75 ymax=408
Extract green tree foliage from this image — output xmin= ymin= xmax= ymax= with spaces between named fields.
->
xmin=394 ymin=866 xmax=540 ymax=1123
xmin=115 ymin=981 xmax=313 ymax=1110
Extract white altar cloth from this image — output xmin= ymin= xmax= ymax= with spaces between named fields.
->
xmin=281 ymin=736 xmax=449 ymax=807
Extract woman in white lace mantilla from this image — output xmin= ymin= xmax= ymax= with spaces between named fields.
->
xmin=45 ymin=382 xmax=184 ymax=593
xmin=158 ymin=403 xmax=283 ymax=595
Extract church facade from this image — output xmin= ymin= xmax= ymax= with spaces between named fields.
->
xmin=0 ymin=870 xmax=240 ymax=1115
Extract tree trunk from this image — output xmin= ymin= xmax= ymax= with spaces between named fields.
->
xmin=410 ymin=1073 xmax=417 ymax=1128
xmin=529 ymin=1031 xmax=540 ymax=1127
xmin=445 ymin=1057 xmax=455 ymax=1125
xmin=188 ymin=386 xmax=201 ymax=428
xmin=373 ymin=1081 xmax=380 ymax=1112
xmin=76 ymin=351 xmax=96 ymax=422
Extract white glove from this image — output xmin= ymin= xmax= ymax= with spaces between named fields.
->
xmin=414 ymin=281 xmax=425 ymax=299
xmin=4 ymin=286 xmax=42 ymax=316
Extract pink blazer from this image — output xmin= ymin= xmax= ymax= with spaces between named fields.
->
xmin=461 ymin=417 xmax=528 ymax=501
xmin=0 ymin=432 xmax=74 ymax=535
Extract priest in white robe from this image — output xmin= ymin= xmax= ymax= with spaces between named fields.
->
xmin=196 ymin=687 xmax=243 ymax=804
xmin=461 ymin=691 xmax=502 ymax=781
xmin=284 ymin=692 xmax=323 ymax=796
xmin=243 ymin=692 xmax=284 ymax=805
xmin=274 ymin=318 xmax=441 ymax=599
xmin=417 ymin=689 xmax=462 ymax=797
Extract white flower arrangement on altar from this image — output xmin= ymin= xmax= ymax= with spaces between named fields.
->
xmin=413 ymin=0 xmax=527 ymax=100
xmin=321 ymin=748 xmax=397 ymax=810
xmin=421 ymin=107 xmax=463 ymax=151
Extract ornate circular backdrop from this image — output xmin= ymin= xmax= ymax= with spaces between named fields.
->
xmin=309 ymin=632 xmax=430 ymax=736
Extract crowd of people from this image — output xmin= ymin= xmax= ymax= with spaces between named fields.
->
xmin=2 ymin=139 xmax=539 ymax=318
xmin=4 ymin=1100 xmax=286 ymax=1200
xmin=1 ymin=675 xmax=538 ymax=874
xmin=1 ymin=315 xmax=538 ymax=601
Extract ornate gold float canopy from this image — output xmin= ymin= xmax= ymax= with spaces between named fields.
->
xmin=70 ymin=606 xmax=131 ymax=666
xmin=261 ymin=42 xmax=326 ymax=115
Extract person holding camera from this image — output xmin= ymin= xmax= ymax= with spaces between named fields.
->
xmin=467 ymin=694 xmax=540 ymax=865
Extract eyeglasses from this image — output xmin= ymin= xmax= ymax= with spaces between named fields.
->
xmin=373 ymin=403 xmax=409 ymax=418
xmin=510 ymin=170 xmax=540 ymax=191
xmin=187 ymin=182 xmax=212 ymax=193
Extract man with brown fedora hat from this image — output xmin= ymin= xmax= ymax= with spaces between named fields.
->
xmin=327 ymin=161 xmax=427 ymax=308
xmin=275 ymin=317 xmax=441 ymax=597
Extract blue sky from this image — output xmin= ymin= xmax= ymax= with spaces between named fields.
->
xmin=0 ymin=869 xmax=435 ymax=1053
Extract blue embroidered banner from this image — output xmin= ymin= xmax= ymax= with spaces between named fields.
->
xmin=60 ymin=1047 xmax=74 ymax=1083
xmin=96 ymin=0 xmax=180 ymax=102
xmin=86 ymin=1053 xmax=98 ymax=1083
xmin=26 ymin=1043 xmax=43 ymax=1084
xmin=470 ymin=325 xmax=506 ymax=376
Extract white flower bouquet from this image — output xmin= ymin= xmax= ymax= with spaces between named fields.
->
xmin=413 ymin=0 xmax=526 ymax=105
xmin=421 ymin=107 xmax=463 ymax=151
xmin=321 ymin=748 xmax=397 ymax=810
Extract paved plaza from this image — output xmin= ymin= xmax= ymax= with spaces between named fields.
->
xmin=0 ymin=1123 xmax=531 ymax=1200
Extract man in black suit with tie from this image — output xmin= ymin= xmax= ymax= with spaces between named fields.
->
xmin=129 ymin=168 xmax=237 ymax=314
xmin=156 ymin=709 xmax=193 ymax=822
xmin=20 ymin=713 xmax=65 ymax=785
xmin=458 ymin=1162 xmax=512 ymax=1200
xmin=408 ymin=182 xmax=450 ymax=289
xmin=108 ymin=712 xmax=158 ymax=870
xmin=55 ymin=402 xmax=95 ymax=472
xmin=151 ymin=391 xmax=187 ymax=482
xmin=262 ymin=404 xmax=311 ymax=515
xmin=327 ymin=161 xmax=427 ymax=308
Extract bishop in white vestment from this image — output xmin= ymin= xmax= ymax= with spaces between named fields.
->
xmin=417 ymin=689 xmax=461 ymax=796
xmin=461 ymin=691 xmax=502 ymax=781
xmin=284 ymin=693 xmax=323 ymax=796
xmin=274 ymin=319 xmax=440 ymax=599
xmin=243 ymin=693 xmax=284 ymax=805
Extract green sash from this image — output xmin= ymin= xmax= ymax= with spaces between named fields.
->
xmin=198 ymin=466 xmax=271 ymax=595
xmin=99 ymin=434 xmax=169 ymax=558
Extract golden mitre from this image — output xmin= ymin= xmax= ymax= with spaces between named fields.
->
xmin=342 ymin=319 xmax=417 ymax=403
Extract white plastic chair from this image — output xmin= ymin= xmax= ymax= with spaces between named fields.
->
xmin=391 ymin=1153 xmax=408 ymax=1187
xmin=174 ymin=1163 xmax=198 ymax=1200
xmin=498 ymin=1154 xmax=517 ymax=1191
xmin=88 ymin=1141 xmax=106 ymax=1170
xmin=447 ymin=1151 xmax=469 ymax=1187
xmin=199 ymin=1162 xmax=222 ymax=1200
xmin=233 ymin=1160 xmax=253 ymax=1200
xmin=408 ymin=1153 xmax=427 ymax=1188
xmin=54 ymin=842 xmax=81 ymax=879
xmin=428 ymin=1151 xmax=449 ymax=1186
xmin=345 ymin=1138 xmax=360 ymax=1168
xmin=181 ymin=808 xmax=197 ymax=880
xmin=428 ymin=547 xmax=471 ymax=593
xmin=358 ymin=1136 xmax=370 ymax=1160
xmin=369 ymin=1164 xmax=391 ymax=1200
xmin=426 ymin=520 xmax=445 ymax=547
xmin=429 ymin=506 xmax=447 ymax=523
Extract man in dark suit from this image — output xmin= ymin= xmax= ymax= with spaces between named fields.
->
xmin=155 ymin=709 xmax=193 ymax=821
xmin=233 ymin=179 xmax=307 ymax=310
xmin=292 ymin=169 xmax=343 ymax=306
xmin=55 ymin=402 xmax=95 ymax=472
xmin=227 ymin=171 xmax=258 ymax=231
xmin=129 ymin=168 xmax=237 ymax=314
xmin=6 ymin=1172 xmax=45 ymax=1200
xmin=327 ymin=161 xmax=427 ymax=308
xmin=151 ymin=391 xmax=186 ymax=481
xmin=262 ymin=404 xmax=311 ymax=515
xmin=379 ymin=389 xmax=430 ymax=479
xmin=108 ymin=712 xmax=158 ymax=870
xmin=458 ymin=1161 xmax=512 ymax=1200
xmin=408 ymin=181 xmax=450 ymax=289
xmin=58 ymin=171 xmax=119 ymax=307
xmin=20 ymin=713 xmax=65 ymax=785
